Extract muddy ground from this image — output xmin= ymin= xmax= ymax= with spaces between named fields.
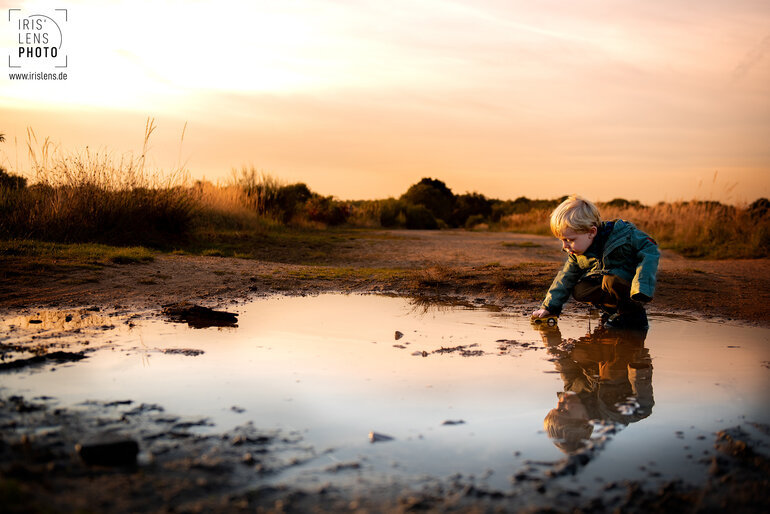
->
xmin=1 ymin=230 xmax=769 ymax=512
xmin=2 ymin=230 xmax=769 ymax=326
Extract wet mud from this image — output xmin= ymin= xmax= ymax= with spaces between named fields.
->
xmin=1 ymin=295 xmax=769 ymax=512
xmin=2 ymin=393 xmax=769 ymax=513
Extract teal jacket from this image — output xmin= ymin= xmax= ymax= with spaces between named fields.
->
xmin=542 ymin=220 xmax=660 ymax=315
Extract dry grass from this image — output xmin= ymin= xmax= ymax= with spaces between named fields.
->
xmin=1 ymin=120 xmax=194 ymax=246
xmin=601 ymin=202 xmax=769 ymax=258
xmin=498 ymin=209 xmax=552 ymax=236
xmin=2 ymin=125 xmax=767 ymax=259
xmin=500 ymin=201 xmax=770 ymax=259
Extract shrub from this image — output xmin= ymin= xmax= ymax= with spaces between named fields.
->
xmin=379 ymin=198 xmax=406 ymax=228
xmin=304 ymin=196 xmax=350 ymax=226
xmin=401 ymin=178 xmax=455 ymax=224
xmin=0 ymin=167 xmax=26 ymax=189
xmin=404 ymin=204 xmax=438 ymax=229
xmin=464 ymin=214 xmax=486 ymax=229
xmin=275 ymin=183 xmax=313 ymax=222
xmin=0 ymin=122 xmax=194 ymax=246
xmin=452 ymin=192 xmax=491 ymax=227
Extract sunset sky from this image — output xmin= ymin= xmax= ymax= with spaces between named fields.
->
xmin=2 ymin=0 xmax=769 ymax=204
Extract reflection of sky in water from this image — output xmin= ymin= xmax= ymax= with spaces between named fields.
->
xmin=2 ymin=294 xmax=769 ymax=492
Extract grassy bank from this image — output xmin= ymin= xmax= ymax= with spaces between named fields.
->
xmin=1 ymin=127 xmax=767 ymax=260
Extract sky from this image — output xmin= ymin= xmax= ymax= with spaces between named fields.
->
xmin=1 ymin=0 xmax=769 ymax=204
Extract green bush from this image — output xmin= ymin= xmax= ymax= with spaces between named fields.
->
xmin=379 ymin=198 xmax=406 ymax=228
xmin=0 ymin=168 xmax=26 ymax=190
xmin=452 ymin=192 xmax=491 ymax=227
xmin=401 ymin=178 xmax=454 ymax=224
xmin=404 ymin=204 xmax=438 ymax=229
xmin=305 ymin=196 xmax=350 ymax=226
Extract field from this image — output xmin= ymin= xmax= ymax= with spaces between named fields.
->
xmin=2 ymin=126 xmax=769 ymax=262
xmin=1 ymin=132 xmax=769 ymax=514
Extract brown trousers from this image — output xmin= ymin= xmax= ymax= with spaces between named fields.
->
xmin=572 ymin=274 xmax=643 ymax=314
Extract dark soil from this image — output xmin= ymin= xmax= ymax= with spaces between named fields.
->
xmin=1 ymin=230 xmax=768 ymax=326
xmin=1 ymin=229 xmax=769 ymax=512
xmin=2 ymin=395 xmax=769 ymax=513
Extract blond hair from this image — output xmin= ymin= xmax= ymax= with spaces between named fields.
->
xmin=543 ymin=409 xmax=593 ymax=454
xmin=550 ymin=195 xmax=601 ymax=237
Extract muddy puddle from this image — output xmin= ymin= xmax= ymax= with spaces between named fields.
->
xmin=2 ymin=294 xmax=770 ymax=502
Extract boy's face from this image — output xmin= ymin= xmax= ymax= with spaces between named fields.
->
xmin=556 ymin=392 xmax=589 ymax=420
xmin=558 ymin=226 xmax=597 ymax=255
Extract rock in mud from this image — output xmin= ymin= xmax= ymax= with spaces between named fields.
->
xmin=369 ymin=431 xmax=394 ymax=443
xmin=0 ymin=351 xmax=87 ymax=372
xmin=325 ymin=461 xmax=362 ymax=473
xmin=162 ymin=302 xmax=238 ymax=328
xmin=162 ymin=348 xmax=205 ymax=356
xmin=76 ymin=432 xmax=140 ymax=466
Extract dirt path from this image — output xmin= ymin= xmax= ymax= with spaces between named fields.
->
xmin=2 ymin=230 xmax=768 ymax=325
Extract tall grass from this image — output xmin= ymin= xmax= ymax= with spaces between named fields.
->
xmin=228 ymin=166 xmax=284 ymax=216
xmin=500 ymin=200 xmax=770 ymax=259
xmin=2 ymin=126 xmax=768 ymax=259
xmin=1 ymin=120 xmax=194 ymax=246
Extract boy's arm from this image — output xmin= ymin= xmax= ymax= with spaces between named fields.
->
xmin=541 ymin=257 xmax=584 ymax=315
xmin=631 ymin=230 xmax=660 ymax=302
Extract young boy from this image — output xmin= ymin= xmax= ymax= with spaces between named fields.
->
xmin=531 ymin=195 xmax=659 ymax=330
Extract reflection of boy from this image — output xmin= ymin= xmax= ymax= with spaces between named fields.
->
xmin=532 ymin=195 xmax=659 ymax=330
xmin=538 ymin=325 xmax=654 ymax=453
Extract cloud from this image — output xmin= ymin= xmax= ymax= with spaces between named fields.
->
xmin=733 ymin=33 xmax=770 ymax=81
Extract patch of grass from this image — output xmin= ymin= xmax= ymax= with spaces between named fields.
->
xmin=62 ymin=275 xmax=101 ymax=285
xmin=182 ymin=227 xmax=363 ymax=265
xmin=0 ymin=240 xmax=153 ymax=291
xmin=410 ymin=264 xmax=458 ymax=288
xmin=494 ymin=274 xmax=536 ymax=291
xmin=502 ymin=241 xmax=542 ymax=248
xmin=0 ymin=240 xmax=154 ymax=266
xmin=287 ymin=266 xmax=409 ymax=282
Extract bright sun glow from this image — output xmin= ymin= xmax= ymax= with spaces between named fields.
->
xmin=1 ymin=0 xmax=768 ymax=203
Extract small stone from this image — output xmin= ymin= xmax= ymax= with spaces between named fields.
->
xmin=369 ymin=431 xmax=394 ymax=443
xmin=395 ymin=331 xmax=404 ymax=340
xmin=76 ymin=433 xmax=139 ymax=466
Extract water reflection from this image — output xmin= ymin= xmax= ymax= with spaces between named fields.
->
xmin=536 ymin=323 xmax=654 ymax=454
xmin=1 ymin=294 xmax=768 ymax=491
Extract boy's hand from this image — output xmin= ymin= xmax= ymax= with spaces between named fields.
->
xmin=532 ymin=308 xmax=551 ymax=318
